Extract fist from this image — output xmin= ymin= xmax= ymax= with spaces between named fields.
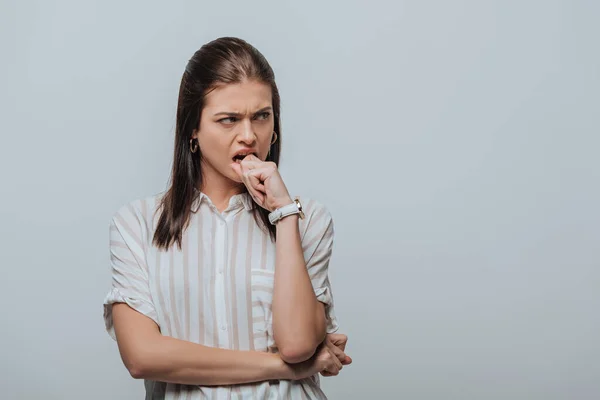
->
xmin=231 ymin=154 xmax=293 ymax=211
xmin=321 ymin=333 xmax=352 ymax=377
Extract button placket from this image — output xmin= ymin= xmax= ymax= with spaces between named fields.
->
xmin=213 ymin=215 xmax=229 ymax=344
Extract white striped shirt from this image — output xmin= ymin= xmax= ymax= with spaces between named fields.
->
xmin=103 ymin=190 xmax=339 ymax=399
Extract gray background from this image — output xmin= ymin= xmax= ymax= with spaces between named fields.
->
xmin=1 ymin=0 xmax=598 ymax=399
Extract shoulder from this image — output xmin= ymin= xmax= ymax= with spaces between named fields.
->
xmin=111 ymin=192 xmax=164 ymax=231
xmin=298 ymin=197 xmax=334 ymax=234
xmin=299 ymin=197 xmax=333 ymax=219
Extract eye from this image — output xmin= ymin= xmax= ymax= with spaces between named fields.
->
xmin=218 ymin=117 xmax=237 ymax=124
xmin=255 ymin=112 xmax=271 ymax=120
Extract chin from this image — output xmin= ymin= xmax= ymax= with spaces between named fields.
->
xmin=225 ymin=167 xmax=243 ymax=183
xmin=224 ymin=171 xmax=241 ymax=182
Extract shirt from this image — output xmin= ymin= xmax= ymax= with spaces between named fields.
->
xmin=103 ymin=189 xmax=339 ymax=399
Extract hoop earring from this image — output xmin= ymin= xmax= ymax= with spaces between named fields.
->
xmin=267 ymin=132 xmax=278 ymax=158
xmin=190 ymin=138 xmax=198 ymax=153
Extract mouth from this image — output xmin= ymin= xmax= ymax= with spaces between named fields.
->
xmin=232 ymin=152 xmax=257 ymax=163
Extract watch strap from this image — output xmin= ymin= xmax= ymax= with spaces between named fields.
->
xmin=268 ymin=198 xmax=304 ymax=225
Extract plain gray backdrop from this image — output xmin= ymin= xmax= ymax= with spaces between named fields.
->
xmin=1 ymin=0 xmax=598 ymax=399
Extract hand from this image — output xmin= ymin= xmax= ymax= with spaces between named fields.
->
xmin=321 ymin=333 xmax=352 ymax=377
xmin=231 ymin=154 xmax=293 ymax=212
xmin=285 ymin=342 xmax=344 ymax=381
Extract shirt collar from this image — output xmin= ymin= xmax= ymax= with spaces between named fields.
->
xmin=191 ymin=188 xmax=253 ymax=213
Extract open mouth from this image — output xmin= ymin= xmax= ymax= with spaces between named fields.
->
xmin=232 ymin=153 xmax=257 ymax=163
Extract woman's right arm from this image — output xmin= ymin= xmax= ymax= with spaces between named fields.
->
xmin=113 ymin=303 xmax=285 ymax=385
xmin=112 ymin=303 xmax=342 ymax=386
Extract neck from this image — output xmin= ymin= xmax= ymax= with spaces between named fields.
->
xmin=198 ymin=165 xmax=246 ymax=213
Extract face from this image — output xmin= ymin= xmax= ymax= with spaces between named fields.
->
xmin=193 ymin=79 xmax=275 ymax=185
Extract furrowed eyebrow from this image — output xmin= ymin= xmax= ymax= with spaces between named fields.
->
xmin=213 ymin=106 xmax=272 ymax=117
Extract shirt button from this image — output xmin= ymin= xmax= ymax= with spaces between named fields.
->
xmin=218 ymin=269 xmax=223 ymax=274
xmin=220 ymin=325 xmax=227 ymax=331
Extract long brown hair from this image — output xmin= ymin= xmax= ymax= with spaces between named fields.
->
xmin=153 ymin=37 xmax=282 ymax=251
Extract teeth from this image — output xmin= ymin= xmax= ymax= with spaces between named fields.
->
xmin=233 ymin=153 xmax=252 ymax=163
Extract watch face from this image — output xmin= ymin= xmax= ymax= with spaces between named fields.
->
xmin=294 ymin=198 xmax=305 ymax=219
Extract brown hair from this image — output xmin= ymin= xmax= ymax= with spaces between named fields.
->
xmin=153 ymin=37 xmax=282 ymax=250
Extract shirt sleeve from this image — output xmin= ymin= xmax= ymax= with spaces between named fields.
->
xmin=103 ymin=204 xmax=159 ymax=341
xmin=301 ymin=200 xmax=339 ymax=334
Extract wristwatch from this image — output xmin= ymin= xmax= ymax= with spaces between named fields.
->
xmin=268 ymin=197 xmax=305 ymax=225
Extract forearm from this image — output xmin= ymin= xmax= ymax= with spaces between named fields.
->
xmin=272 ymin=214 xmax=326 ymax=363
xmin=129 ymin=335 xmax=292 ymax=385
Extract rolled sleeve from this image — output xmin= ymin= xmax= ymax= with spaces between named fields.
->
xmin=302 ymin=200 xmax=340 ymax=333
xmin=103 ymin=206 xmax=159 ymax=340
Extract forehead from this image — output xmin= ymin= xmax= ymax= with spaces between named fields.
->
xmin=203 ymin=80 xmax=272 ymax=111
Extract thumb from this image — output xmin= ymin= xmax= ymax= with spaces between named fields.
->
xmin=231 ymin=163 xmax=242 ymax=177
xmin=329 ymin=334 xmax=348 ymax=350
xmin=326 ymin=340 xmax=350 ymax=365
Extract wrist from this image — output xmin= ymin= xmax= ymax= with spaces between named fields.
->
xmin=271 ymin=197 xmax=294 ymax=211
xmin=275 ymin=213 xmax=299 ymax=227
xmin=275 ymin=354 xmax=295 ymax=380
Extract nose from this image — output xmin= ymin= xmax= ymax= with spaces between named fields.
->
xmin=237 ymin=119 xmax=256 ymax=145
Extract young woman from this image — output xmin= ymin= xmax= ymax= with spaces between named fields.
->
xmin=103 ymin=36 xmax=351 ymax=399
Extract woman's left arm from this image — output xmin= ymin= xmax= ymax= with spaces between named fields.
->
xmin=232 ymin=157 xmax=338 ymax=364
xmin=272 ymin=211 xmax=328 ymax=363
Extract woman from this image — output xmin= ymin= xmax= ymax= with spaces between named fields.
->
xmin=103 ymin=36 xmax=351 ymax=399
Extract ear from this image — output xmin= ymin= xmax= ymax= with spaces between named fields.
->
xmin=192 ymin=129 xmax=198 ymax=140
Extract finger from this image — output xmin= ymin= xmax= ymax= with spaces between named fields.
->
xmin=329 ymin=348 xmax=343 ymax=371
xmin=326 ymin=338 xmax=351 ymax=365
xmin=247 ymin=171 xmax=265 ymax=195
xmin=327 ymin=365 xmax=340 ymax=376
xmin=231 ymin=162 xmax=243 ymax=179
xmin=244 ymin=167 xmax=272 ymax=201
xmin=321 ymin=349 xmax=341 ymax=376
xmin=242 ymin=175 xmax=264 ymax=205
xmin=241 ymin=158 xmax=278 ymax=182
xmin=245 ymin=173 xmax=265 ymax=205
xmin=241 ymin=171 xmax=262 ymax=199
xmin=245 ymin=166 xmax=271 ymax=185
xmin=240 ymin=162 xmax=268 ymax=184
xmin=326 ymin=340 xmax=347 ymax=364
xmin=323 ymin=365 xmax=339 ymax=376
xmin=334 ymin=355 xmax=343 ymax=371
xmin=239 ymin=154 xmax=264 ymax=170
xmin=240 ymin=166 xmax=265 ymax=204
xmin=334 ymin=340 xmax=347 ymax=352
xmin=328 ymin=333 xmax=347 ymax=343
xmin=328 ymin=333 xmax=348 ymax=350
xmin=320 ymin=371 xmax=334 ymax=377
xmin=246 ymin=184 xmax=264 ymax=205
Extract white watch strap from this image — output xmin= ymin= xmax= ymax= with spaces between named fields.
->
xmin=268 ymin=202 xmax=299 ymax=225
